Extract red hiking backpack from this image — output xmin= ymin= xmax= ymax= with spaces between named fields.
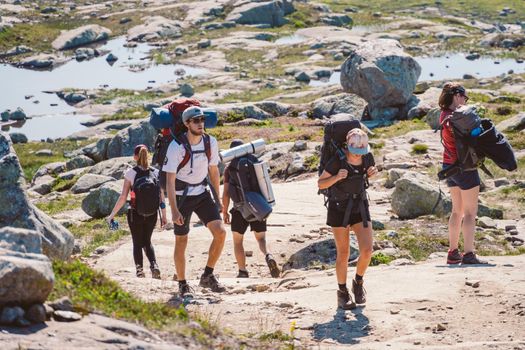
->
xmin=151 ymin=98 xmax=212 ymax=191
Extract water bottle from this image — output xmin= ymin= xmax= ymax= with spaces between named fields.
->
xmin=109 ymin=219 xmax=119 ymax=231
xmin=470 ymin=126 xmax=483 ymax=137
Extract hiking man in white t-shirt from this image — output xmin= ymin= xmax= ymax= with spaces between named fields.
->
xmin=164 ymin=106 xmax=227 ymax=296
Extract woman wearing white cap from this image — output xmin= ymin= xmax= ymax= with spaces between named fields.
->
xmin=318 ymin=128 xmax=378 ymax=310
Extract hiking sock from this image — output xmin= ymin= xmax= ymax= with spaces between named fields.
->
xmin=203 ymin=266 xmax=214 ymax=277
xmin=355 ymin=274 xmax=364 ymax=282
xmin=338 ymin=283 xmax=348 ymax=292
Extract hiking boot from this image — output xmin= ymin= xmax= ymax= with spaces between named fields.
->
xmin=136 ymin=266 xmax=145 ymax=278
xmin=352 ymin=279 xmax=366 ymax=304
xmin=179 ymin=283 xmax=194 ymax=297
xmin=337 ymin=289 xmax=357 ymax=310
xmin=150 ymin=262 xmax=161 ymax=279
xmin=447 ymin=248 xmax=463 ymax=264
xmin=237 ymin=269 xmax=249 ymax=278
xmin=265 ymin=254 xmax=280 ymax=278
xmin=462 ymin=252 xmax=488 ymax=265
xmin=199 ymin=273 xmax=226 ymax=293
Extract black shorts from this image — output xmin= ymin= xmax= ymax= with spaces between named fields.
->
xmin=443 ymin=164 xmax=480 ymax=190
xmin=174 ymin=191 xmax=221 ymax=235
xmin=230 ymin=208 xmax=267 ymax=234
xmin=326 ymin=201 xmax=371 ymax=228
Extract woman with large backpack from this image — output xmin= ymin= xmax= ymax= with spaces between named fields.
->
xmin=439 ymin=83 xmax=487 ymax=265
xmin=107 ymin=144 xmax=167 ymax=278
xmin=318 ymin=128 xmax=378 ymax=310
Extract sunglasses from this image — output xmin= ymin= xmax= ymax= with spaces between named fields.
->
xmin=189 ymin=117 xmax=205 ymax=124
xmin=460 ymin=94 xmax=469 ymax=102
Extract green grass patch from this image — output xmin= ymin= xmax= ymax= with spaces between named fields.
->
xmin=13 ymin=139 xmax=92 ymax=181
xmin=50 ymin=259 xmax=189 ymax=328
xmin=92 ymin=89 xmax=163 ymax=105
xmin=411 ymin=143 xmax=429 ymax=154
xmin=102 ymin=105 xmax=147 ymax=121
xmin=35 ymin=194 xmax=84 ymax=216
xmin=259 ymin=330 xmax=293 ymax=342
xmin=371 ymin=119 xmax=429 ymax=139
xmin=304 ymin=153 xmax=320 ymax=171
xmin=214 ymin=88 xmax=282 ymax=104
xmin=380 ymin=227 xmax=449 ymax=261
xmin=370 ymin=252 xmax=395 ymax=266
xmin=68 ymin=217 xmax=129 ymax=256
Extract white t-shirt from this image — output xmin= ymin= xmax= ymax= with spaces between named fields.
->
xmin=124 ymin=166 xmax=160 ymax=186
xmin=163 ymin=135 xmax=219 ymax=196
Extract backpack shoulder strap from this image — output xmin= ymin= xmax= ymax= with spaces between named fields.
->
xmin=177 ymin=133 xmax=192 ymax=173
xmin=203 ymin=133 xmax=211 ymax=162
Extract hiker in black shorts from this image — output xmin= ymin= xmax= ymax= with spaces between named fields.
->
xmin=107 ymin=144 xmax=167 ymax=279
xmin=164 ymin=106 xmax=227 ymax=296
xmin=222 ymin=140 xmax=280 ymax=279
xmin=318 ymin=128 xmax=378 ymax=310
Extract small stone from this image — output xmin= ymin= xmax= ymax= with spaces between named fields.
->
xmin=0 ymin=306 xmax=24 ymax=325
xmin=197 ymin=39 xmax=211 ymax=49
xmin=414 ymin=341 xmax=421 ymax=345
xmin=255 ymin=285 xmax=270 ymax=292
xmin=505 ymin=225 xmax=517 ymax=232
xmin=49 ymin=296 xmax=74 ymax=312
xmin=466 ymin=280 xmax=480 ymax=288
xmin=390 ymin=308 xmax=400 ymax=315
xmin=43 ymin=304 xmax=54 ymax=319
xmin=436 ymin=323 xmax=446 ymax=331
xmin=292 ymin=140 xmax=307 ymax=151
xmin=26 ymin=304 xmax=47 ymax=324
xmin=245 ymin=250 xmax=253 ymax=257
xmin=35 ymin=149 xmax=53 ymax=156
xmin=53 ymin=310 xmax=82 ymax=322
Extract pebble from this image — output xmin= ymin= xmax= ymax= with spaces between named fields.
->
xmin=466 ymin=280 xmax=480 ymax=288
xmin=245 ymin=250 xmax=253 ymax=257
xmin=390 ymin=308 xmax=400 ymax=315
xmin=436 ymin=323 xmax=446 ymax=331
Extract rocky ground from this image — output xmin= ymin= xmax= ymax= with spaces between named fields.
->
xmin=1 ymin=0 xmax=525 ymax=349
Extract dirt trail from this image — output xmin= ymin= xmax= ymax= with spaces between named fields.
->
xmin=93 ymin=177 xmax=525 ymax=349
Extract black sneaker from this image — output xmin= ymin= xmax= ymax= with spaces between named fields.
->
xmin=150 ymin=262 xmax=161 ymax=279
xmin=337 ymin=289 xmax=357 ymax=310
xmin=265 ymin=254 xmax=280 ymax=278
xmin=237 ymin=269 xmax=249 ymax=278
xmin=179 ymin=283 xmax=194 ymax=297
xmin=199 ymin=273 xmax=226 ymax=292
xmin=352 ymin=279 xmax=366 ymax=304
xmin=462 ymin=252 xmax=488 ymax=265
xmin=447 ymin=248 xmax=463 ymax=264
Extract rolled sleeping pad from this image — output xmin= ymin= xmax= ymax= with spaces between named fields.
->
xmin=149 ymin=107 xmax=219 ymax=130
xmin=220 ymin=138 xmax=265 ymax=163
xmin=253 ymin=161 xmax=275 ymax=206
xmin=149 ymin=107 xmax=173 ymax=130
xmin=476 ymin=119 xmax=517 ymax=171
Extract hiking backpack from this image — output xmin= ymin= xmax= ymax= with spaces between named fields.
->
xmin=132 ymin=166 xmax=161 ymax=217
xmin=228 ymin=154 xmax=273 ymax=222
xmin=437 ymin=105 xmax=517 ymax=180
xmin=318 ymin=119 xmax=375 ymax=227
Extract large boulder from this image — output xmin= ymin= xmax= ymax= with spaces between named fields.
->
xmin=9 ymin=132 xmax=27 ymax=144
xmin=127 ymin=16 xmax=182 ymax=42
xmin=88 ymin=157 xmax=134 ymax=179
xmin=254 ymin=101 xmax=291 ymax=117
xmin=65 ymin=155 xmax=95 ymax=171
xmin=391 ymin=173 xmax=502 ymax=219
xmin=311 ymin=93 xmax=367 ymax=119
xmin=282 ymin=238 xmax=359 ymax=271
xmin=226 ymin=0 xmax=294 ymax=27
xmin=71 ymin=174 xmax=114 ymax=194
xmin=52 ymin=25 xmax=111 ymax=50
xmin=82 ymin=137 xmax=111 ymax=162
xmin=106 ymin=121 xmax=156 ymax=159
xmin=0 ymin=132 xmax=74 ymax=260
xmin=496 ymin=112 xmax=525 ymax=132
xmin=19 ymin=54 xmax=60 ymax=69
xmin=32 ymin=161 xmax=66 ymax=183
xmin=9 ymin=107 xmax=26 ymax=121
xmin=81 ymin=180 xmax=126 ymax=219
xmin=0 ymin=227 xmax=54 ymax=306
xmin=340 ymin=39 xmax=421 ymax=120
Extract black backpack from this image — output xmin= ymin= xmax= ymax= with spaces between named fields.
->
xmin=318 ymin=119 xmax=375 ymax=227
xmin=228 ymin=155 xmax=272 ymax=222
xmin=132 ymin=166 xmax=161 ymax=217
xmin=437 ymin=105 xmax=517 ymax=180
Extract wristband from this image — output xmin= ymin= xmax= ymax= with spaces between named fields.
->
xmin=160 ymin=202 xmax=166 ymax=209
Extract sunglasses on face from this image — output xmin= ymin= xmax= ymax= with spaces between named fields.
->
xmin=189 ymin=117 xmax=205 ymax=124
xmin=460 ymin=94 xmax=469 ymax=102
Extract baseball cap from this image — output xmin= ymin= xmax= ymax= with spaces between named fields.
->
xmin=346 ymin=128 xmax=370 ymax=155
xmin=182 ymin=106 xmax=205 ymax=123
